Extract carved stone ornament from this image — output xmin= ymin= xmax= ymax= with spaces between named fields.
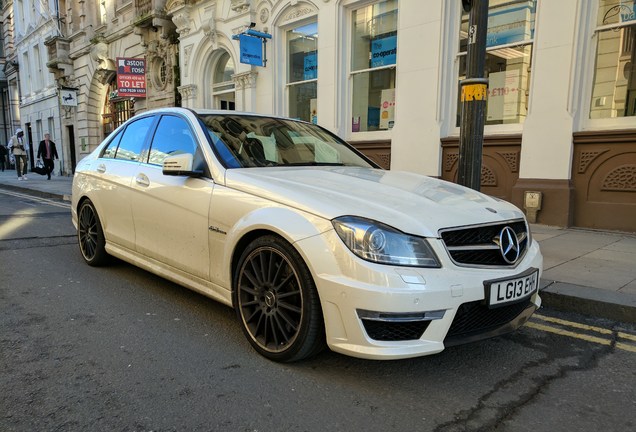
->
xmin=578 ymin=149 xmax=610 ymax=174
xmin=183 ymin=45 xmax=193 ymax=77
xmin=231 ymin=0 xmax=250 ymax=14
xmin=444 ymin=153 xmax=459 ymax=172
xmin=90 ymin=42 xmax=116 ymax=85
xmin=602 ymin=165 xmax=636 ymax=192
xmin=481 ymin=165 xmax=497 ymax=187
xmin=282 ymin=6 xmax=316 ymax=24
xmin=178 ymin=84 xmax=198 ymax=100
xmin=201 ymin=7 xmax=218 ymax=47
xmin=165 ymin=0 xmax=187 ymax=14
xmin=497 ymin=151 xmax=520 ymax=173
xmin=172 ymin=10 xmax=192 ymax=36
xmin=259 ymin=7 xmax=270 ymax=24
xmin=232 ymin=71 xmax=258 ymax=90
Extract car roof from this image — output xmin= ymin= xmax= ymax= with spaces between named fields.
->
xmin=138 ymin=107 xmax=304 ymax=123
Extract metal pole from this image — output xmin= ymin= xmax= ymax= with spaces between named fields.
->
xmin=457 ymin=0 xmax=489 ymax=191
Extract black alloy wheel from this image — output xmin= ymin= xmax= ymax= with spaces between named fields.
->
xmin=233 ymin=235 xmax=324 ymax=362
xmin=78 ymin=200 xmax=109 ymax=266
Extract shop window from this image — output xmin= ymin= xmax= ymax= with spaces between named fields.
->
xmin=287 ymin=22 xmax=318 ymax=123
xmin=351 ymin=0 xmax=397 ymax=133
xmin=456 ymin=0 xmax=536 ymax=126
xmin=212 ymin=51 xmax=235 ymax=110
xmin=590 ymin=0 xmax=636 ymax=119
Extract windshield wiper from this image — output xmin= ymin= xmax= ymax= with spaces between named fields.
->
xmin=283 ymin=162 xmax=345 ymax=166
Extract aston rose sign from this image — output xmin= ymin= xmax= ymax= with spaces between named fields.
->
xmin=116 ymin=57 xmax=146 ymax=97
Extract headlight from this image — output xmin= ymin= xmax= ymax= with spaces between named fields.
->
xmin=332 ymin=216 xmax=440 ymax=268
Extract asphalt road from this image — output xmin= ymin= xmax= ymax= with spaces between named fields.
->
xmin=1 ymin=190 xmax=635 ymax=432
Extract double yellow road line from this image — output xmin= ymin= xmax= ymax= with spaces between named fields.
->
xmin=526 ymin=314 xmax=636 ymax=353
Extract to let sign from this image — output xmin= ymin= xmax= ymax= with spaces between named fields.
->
xmin=117 ymin=57 xmax=146 ymax=97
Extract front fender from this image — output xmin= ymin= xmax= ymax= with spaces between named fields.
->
xmin=208 ymin=186 xmax=333 ymax=289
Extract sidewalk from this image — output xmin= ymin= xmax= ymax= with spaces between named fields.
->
xmin=1 ymin=168 xmax=635 ymax=323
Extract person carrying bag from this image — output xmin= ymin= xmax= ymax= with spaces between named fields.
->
xmin=8 ymin=128 xmax=28 ymax=180
xmin=37 ymin=133 xmax=59 ymax=180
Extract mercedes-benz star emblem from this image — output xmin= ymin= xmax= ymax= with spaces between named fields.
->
xmin=498 ymin=226 xmax=520 ymax=264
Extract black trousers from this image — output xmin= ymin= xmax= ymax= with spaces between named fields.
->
xmin=43 ymin=158 xmax=55 ymax=178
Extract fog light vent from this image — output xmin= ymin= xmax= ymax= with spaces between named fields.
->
xmin=362 ymin=319 xmax=431 ymax=341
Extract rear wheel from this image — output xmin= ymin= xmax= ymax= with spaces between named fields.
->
xmin=78 ymin=200 xmax=110 ymax=266
xmin=233 ymin=235 xmax=325 ymax=362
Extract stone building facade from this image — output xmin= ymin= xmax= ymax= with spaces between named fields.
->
xmin=2 ymin=0 xmax=627 ymax=232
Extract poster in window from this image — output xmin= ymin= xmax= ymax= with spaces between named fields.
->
xmin=379 ymin=88 xmax=395 ymax=130
xmin=370 ymin=35 xmax=397 ymax=68
xmin=117 ymin=57 xmax=146 ymax=97
xmin=487 ymin=70 xmax=521 ymax=122
xmin=310 ymin=98 xmax=318 ymax=124
xmin=304 ymin=52 xmax=317 ymax=80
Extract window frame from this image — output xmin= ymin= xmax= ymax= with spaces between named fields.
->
xmin=451 ymin=0 xmax=536 ymax=135
xmin=584 ymin=1 xmax=636 ymax=130
xmin=211 ymin=50 xmax=236 ymax=111
xmin=285 ymin=20 xmax=319 ymax=123
xmin=345 ymin=0 xmax=398 ymax=141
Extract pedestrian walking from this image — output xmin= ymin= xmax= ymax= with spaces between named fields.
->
xmin=37 ymin=133 xmax=59 ymax=180
xmin=0 ymin=143 xmax=7 ymax=171
xmin=8 ymin=128 xmax=28 ymax=180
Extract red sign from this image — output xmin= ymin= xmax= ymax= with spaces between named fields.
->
xmin=116 ymin=57 xmax=146 ymax=97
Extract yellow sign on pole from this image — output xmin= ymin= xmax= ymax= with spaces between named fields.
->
xmin=461 ymin=83 xmax=488 ymax=102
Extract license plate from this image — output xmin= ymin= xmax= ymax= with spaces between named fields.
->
xmin=485 ymin=268 xmax=539 ymax=308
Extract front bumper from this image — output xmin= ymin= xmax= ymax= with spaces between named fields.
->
xmin=295 ymin=230 xmax=543 ymax=360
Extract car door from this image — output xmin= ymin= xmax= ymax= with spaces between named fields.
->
xmin=90 ymin=115 xmax=155 ymax=250
xmin=130 ymin=114 xmax=214 ymax=280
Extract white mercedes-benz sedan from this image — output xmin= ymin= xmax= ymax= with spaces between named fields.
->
xmin=72 ymin=107 xmax=542 ymax=362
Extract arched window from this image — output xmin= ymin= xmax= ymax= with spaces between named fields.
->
xmin=212 ymin=51 xmax=236 ymax=110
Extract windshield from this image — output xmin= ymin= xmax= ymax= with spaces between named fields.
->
xmin=197 ymin=114 xmax=376 ymax=169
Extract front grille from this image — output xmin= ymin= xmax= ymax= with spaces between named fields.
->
xmin=362 ymin=319 xmax=431 ymax=341
xmin=444 ymin=299 xmax=532 ymax=344
xmin=440 ymin=220 xmax=529 ymax=267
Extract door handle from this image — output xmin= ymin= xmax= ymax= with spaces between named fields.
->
xmin=135 ymin=174 xmax=150 ymax=187
xmin=96 ymin=163 xmax=106 ymax=173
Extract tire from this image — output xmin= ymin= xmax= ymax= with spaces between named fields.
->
xmin=77 ymin=200 xmax=110 ymax=267
xmin=233 ymin=235 xmax=325 ymax=362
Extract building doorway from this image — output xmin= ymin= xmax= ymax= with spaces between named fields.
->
xmin=67 ymin=125 xmax=76 ymax=174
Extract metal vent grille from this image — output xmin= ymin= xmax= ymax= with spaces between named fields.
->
xmin=444 ymin=299 xmax=532 ymax=344
xmin=440 ymin=220 xmax=529 ymax=267
xmin=361 ymin=319 xmax=431 ymax=341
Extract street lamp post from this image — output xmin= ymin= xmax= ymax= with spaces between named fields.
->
xmin=457 ymin=0 xmax=489 ymax=191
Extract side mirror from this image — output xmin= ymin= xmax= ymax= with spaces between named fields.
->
xmin=162 ymin=153 xmax=203 ymax=177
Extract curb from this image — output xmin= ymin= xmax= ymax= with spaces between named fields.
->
xmin=0 ymin=183 xmax=71 ymax=202
xmin=540 ymin=280 xmax=636 ymax=324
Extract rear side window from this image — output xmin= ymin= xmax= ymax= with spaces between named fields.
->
xmin=101 ymin=129 xmax=123 ymax=159
xmin=147 ymin=115 xmax=197 ymax=166
xmin=115 ymin=116 xmax=154 ymax=162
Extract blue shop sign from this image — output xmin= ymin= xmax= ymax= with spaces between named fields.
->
xmin=486 ymin=3 xmax=535 ymax=48
xmin=239 ymin=34 xmax=263 ymax=66
xmin=304 ymin=52 xmax=317 ymax=80
xmin=370 ymin=35 xmax=397 ymax=68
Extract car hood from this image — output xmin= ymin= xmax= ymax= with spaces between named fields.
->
xmin=225 ymin=167 xmax=525 ymax=237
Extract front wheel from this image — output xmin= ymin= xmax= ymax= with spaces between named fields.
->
xmin=77 ymin=200 xmax=110 ymax=266
xmin=233 ymin=235 xmax=325 ymax=362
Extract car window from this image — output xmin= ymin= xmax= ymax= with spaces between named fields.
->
xmin=147 ymin=115 xmax=197 ymax=166
xmin=100 ymin=129 xmax=124 ymax=159
xmin=115 ymin=116 xmax=154 ymax=162
xmin=198 ymin=114 xmax=376 ymax=169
